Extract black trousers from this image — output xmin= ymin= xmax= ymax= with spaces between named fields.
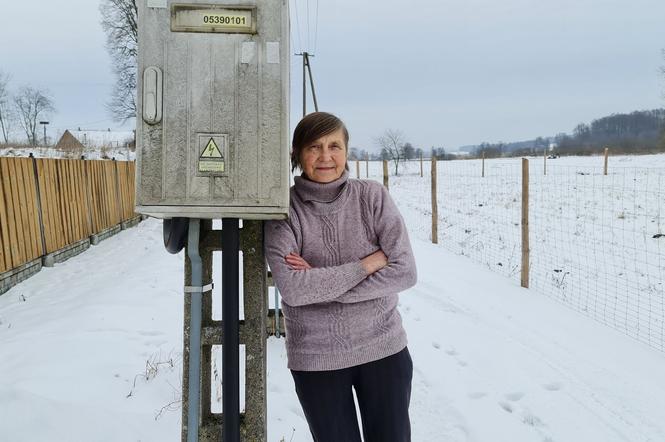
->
xmin=290 ymin=347 xmax=413 ymax=442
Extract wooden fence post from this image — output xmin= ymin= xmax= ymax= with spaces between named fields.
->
xmin=382 ymin=160 xmax=389 ymax=190
xmin=365 ymin=155 xmax=369 ymax=178
xmin=356 ymin=160 xmax=360 ymax=179
xmin=113 ymin=159 xmax=124 ymax=225
xmin=420 ymin=152 xmax=423 ymax=178
xmin=543 ymin=149 xmax=547 ymax=176
xmin=521 ymin=158 xmax=530 ymax=288
xmin=431 ymin=155 xmax=438 ymax=244
xmin=603 ymin=147 xmax=609 ymax=175
xmin=481 ymin=151 xmax=485 ymax=178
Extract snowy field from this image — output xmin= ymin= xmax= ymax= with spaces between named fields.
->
xmin=1 ymin=188 xmax=665 ymax=440
xmin=362 ymin=154 xmax=665 ymax=353
xmin=0 ymin=145 xmax=135 ymax=161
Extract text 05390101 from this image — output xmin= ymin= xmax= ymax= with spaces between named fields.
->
xmin=203 ymin=15 xmax=247 ymax=25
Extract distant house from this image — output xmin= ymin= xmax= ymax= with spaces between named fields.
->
xmin=54 ymin=129 xmax=136 ymax=159
xmin=54 ymin=130 xmax=86 ymax=157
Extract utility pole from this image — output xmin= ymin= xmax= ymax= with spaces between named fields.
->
xmin=295 ymin=51 xmax=319 ymax=117
xmin=304 ymin=52 xmax=318 ymax=113
xmin=39 ymin=121 xmax=49 ymax=146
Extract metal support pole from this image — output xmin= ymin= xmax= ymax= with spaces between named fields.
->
xmin=222 ymin=218 xmax=240 ymax=442
xmin=302 ymin=53 xmax=307 ymax=117
xmin=274 ymin=287 xmax=281 ymax=338
xmin=186 ymin=219 xmax=203 ymax=442
xmin=304 ymin=52 xmax=319 ymax=112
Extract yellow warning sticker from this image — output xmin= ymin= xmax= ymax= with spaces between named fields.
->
xmin=201 ymin=138 xmax=223 ymax=158
xmin=198 ymin=135 xmax=226 ymax=173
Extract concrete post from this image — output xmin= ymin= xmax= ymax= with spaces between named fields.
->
xmin=181 ymin=219 xmax=267 ymax=441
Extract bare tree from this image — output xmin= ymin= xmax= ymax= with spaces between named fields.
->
xmin=14 ymin=87 xmax=55 ymax=145
xmin=375 ymin=129 xmax=406 ymax=175
xmin=0 ymin=71 xmax=13 ymax=143
xmin=402 ymin=142 xmax=415 ymax=160
xmin=100 ymin=0 xmax=138 ymax=122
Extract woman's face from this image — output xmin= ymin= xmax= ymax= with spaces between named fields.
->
xmin=300 ymin=128 xmax=347 ymax=183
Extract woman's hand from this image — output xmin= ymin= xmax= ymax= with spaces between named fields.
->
xmin=285 ymin=252 xmax=312 ymax=270
xmin=361 ymin=250 xmax=388 ymax=275
xmin=286 ymin=250 xmax=387 ymax=275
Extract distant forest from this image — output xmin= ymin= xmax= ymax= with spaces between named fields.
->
xmin=472 ymin=109 xmax=665 ymax=158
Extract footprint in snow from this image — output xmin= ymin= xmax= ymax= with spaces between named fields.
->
xmin=521 ymin=410 xmax=545 ymax=428
xmin=542 ymin=382 xmax=563 ymax=391
xmin=498 ymin=401 xmax=513 ymax=413
xmin=445 ymin=347 xmax=458 ymax=356
xmin=457 ymin=360 xmax=468 ymax=367
xmin=468 ymin=392 xmax=487 ymax=400
xmin=431 ymin=342 xmax=441 ymax=350
xmin=504 ymin=392 xmax=525 ymax=402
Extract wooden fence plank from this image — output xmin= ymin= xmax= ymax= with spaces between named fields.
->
xmin=75 ymin=160 xmax=90 ymax=238
xmin=86 ymin=161 xmax=96 ymax=233
xmin=56 ymin=161 xmax=69 ymax=245
xmin=77 ymin=161 xmax=88 ymax=238
xmin=26 ymin=158 xmax=42 ymax=258
xmin=20 ymin=159 xmax=40 ymax=259
xmin=8 ymin=160 xmax=27 ymax=266
xmin=0 ymin=164 xmax=11 ymax=273
xmin=66 ymin=161 xmax=81 ymax=242
xmin=86 ymin=161 xmax=97 ymax=234
xmin=16 ymin=160 xmax=32 ymax=259
xmin=72 ymin=161 xmax=84 ymax=240
xmin=65 ymin=160 xmax=77 ymax=243
xmin=110 ymin=161 xmax=120 ymax=226
xmin=26 ymin=159 xmax=43 ymax=258
xmin=129 ymin=162 xmax=136 ymax=216
xmin=0 ymin=159 xmax=20 ymax=268
xmin=92 ymin=161 xmax=104 ymax=232
xmin=116 ymin=162 xmax=124 ymax=221
xmin=47 ymin=159 xmax=64 ymax=252
xmin=36 ymin=160 xmax=52 ymax=254
xmin=56 ymin=160 xmax=70 ymax=250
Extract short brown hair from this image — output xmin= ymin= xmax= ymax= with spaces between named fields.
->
xmin=291 ymin=112 xmax=350 ymax=173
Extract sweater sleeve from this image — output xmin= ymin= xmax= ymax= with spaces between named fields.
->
xmin=264 ymin=211 xmax=368 ymax=307
xmin=336 ymin=184 xmax=417 ymax=304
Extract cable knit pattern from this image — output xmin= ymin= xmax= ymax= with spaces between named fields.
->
xmin=265 ymin=171 xmax=417 ymax=371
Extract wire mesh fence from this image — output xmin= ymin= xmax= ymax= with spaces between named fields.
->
xmin=361 ymin=156 xmax=665 ymax=353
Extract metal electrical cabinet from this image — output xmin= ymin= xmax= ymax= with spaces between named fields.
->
xmin=135 ymin=0 xmax=290 ymax=219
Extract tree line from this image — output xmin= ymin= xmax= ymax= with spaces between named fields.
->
xmin=473 ymin=109 xmax=665 ymax=158
xmin=555 ymin=109 xmax=665 ymax=155
xmin=0 ymin=71 xmax=56 ymax=146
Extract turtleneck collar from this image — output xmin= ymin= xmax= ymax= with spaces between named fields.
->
xmin=294 ymin=170 xmax=349 ymax=203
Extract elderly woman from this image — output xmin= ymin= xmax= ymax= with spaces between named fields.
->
xmin=265 ymin=112 xmax=417 ymax=442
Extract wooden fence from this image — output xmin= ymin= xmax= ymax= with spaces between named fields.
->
xmin=0 ymin=158 xmax=137 ymax=274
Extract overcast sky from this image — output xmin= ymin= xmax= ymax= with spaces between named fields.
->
xmin=1 ymin=0 xmax=664 ymax=151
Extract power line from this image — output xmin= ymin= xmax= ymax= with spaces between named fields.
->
xmin=313 ymin=0 xmax=319 ymax=54
xmin=306 ymin=0 xmax=310 ymax=54
xmin=292 ymin=0 xmax=303 ymax=53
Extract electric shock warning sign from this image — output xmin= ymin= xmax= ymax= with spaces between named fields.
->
xmin=198 ymin=134 xmax=227 ymax=173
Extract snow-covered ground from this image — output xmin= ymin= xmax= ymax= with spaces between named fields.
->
xmin=362 ymin=154 xmax=665 ymax=353
xmin=1 ymin=211 xmax=664 ymax=441
xmin=0 ymin=145 xmax=135 ymax=161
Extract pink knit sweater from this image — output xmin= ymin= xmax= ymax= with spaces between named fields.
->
xmin=265 ymin=171 xmax=417 ymax=371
